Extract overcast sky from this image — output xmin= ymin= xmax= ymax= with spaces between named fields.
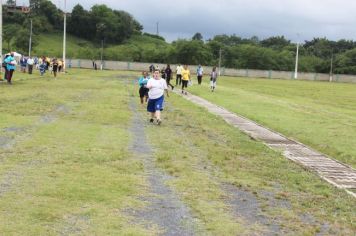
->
xmin=43 ymin=0 xmax=356 ymax=42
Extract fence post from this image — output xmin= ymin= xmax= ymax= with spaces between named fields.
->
xmin=246 ymin=69 xmax=249 ymax=77
xmin=291 ymin=72 xmax=294 ymax=79
xmin=268 ymin=70 xmax=272 ymax=79
xmin=314 ymin=73 xmax=317 ymax=81
xmin=78 ymin=60 xmax=81 ymax=68
xmin=102 ymin=61 xmax=106 ymax=70
xmin=127 ymin=62 xmax=131 ymax=70
xmin=68 ymin=59 xmax=72 ymax=68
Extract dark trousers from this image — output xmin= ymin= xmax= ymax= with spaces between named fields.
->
xmin=176 ymin=74 xmax=182 ymax=85
xmin=28 ymin=65 xmax=33 ymax=74
xmin=197 ymin=76 xmax=202 ymax=85
xmin=166 ymin=75 xmax=174 ymax=89
xmin=6 ymin=69 xmax=14 ymax=83
xmin=3 ymin=68 xmax=8 ymax=80
xmin=182 ymin=80 xmax=188 ymax=89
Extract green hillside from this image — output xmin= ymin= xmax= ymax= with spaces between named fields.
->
xmin=33 ymin=32 xmax=170 ymax=61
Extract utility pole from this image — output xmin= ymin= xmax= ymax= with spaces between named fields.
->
xmin=156 ymin=21 xmax=159 ymax=36
xmin=100 ymin=39 xmax=104 ymax=70
xmin=62 ymin=0 xmax=67 ymax=72
xmin=28 ymin=19 xmax=33 ymax=57
xmin=294 ymin=41 xmax=299 ymax=79
xmin=218 ymin=48 xmax=222 ymax=76
xmin=329 ymin=52 xmax=334 ymax=82
xmin=0 ymin=0 xmax=3 ymax=75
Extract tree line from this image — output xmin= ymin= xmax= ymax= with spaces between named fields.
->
xmin=3 ymin=0 xmax=356 ymax=74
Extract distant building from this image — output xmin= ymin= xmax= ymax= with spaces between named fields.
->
xmin=6 ymin=1 xmax=30 ymax=14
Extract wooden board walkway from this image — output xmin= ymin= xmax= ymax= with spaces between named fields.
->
xmin=175 ymin=91 xmax=356 ymax=198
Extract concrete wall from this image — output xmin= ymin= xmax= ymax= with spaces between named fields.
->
xmin=66 ymin=59 xmax=356 ymax=84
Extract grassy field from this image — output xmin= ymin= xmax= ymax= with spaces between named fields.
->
xmin=188 ymin=76 xmax=356 ymax=168
xmin=0 ymin=69 xmax=355 ymax=235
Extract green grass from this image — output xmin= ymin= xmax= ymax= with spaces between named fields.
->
xmin=188 ymin=76 xmax=356 ymax=168
xmin=0 ymin=69 xmax=155 ymax=235
xmin=0 ymin=69 xmax=355 ymax=235
xmin=140 ymin=87 xmax=355 ymax=235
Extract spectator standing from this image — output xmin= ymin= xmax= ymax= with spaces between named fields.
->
xmin=197 ymin=64 xmax=204 ymax=85
xmin=2 ymin=54 xmax=10 ymax=81
xmin=27 ymin=57 xmax=34 ymax=74
xmin=4 ymin=52 xmax=17 ymax=84
xmin=20 ymin=56 xmax=27 ymax=73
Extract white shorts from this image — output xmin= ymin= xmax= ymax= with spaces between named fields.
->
xmin=210 ymin=80 xmax=217 ymax=87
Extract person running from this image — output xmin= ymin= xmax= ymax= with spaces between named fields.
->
xmin=58 ymin=60 xmax=63 ymax=72
xmin=39 ymin=61 xmax=46 ymax=76
xmin=27 ymin=56 xmax=34 ymax=74
xmin=197 ymin=64 xmax=204 ymax=85
xmin=138 ymin=71 xmax=150 ymax=104
xmin=146 ymin=69 xmax=169 ymax=125
xmin=149 ymin=64 xmax=155 ymax=73
xmin=52 ymin=58 xmax=59 ymax=78
xmin=4 ymin=52 xmax=17 ymax=84
xmin=210 ymin=67 xmax=218 ymax=92
xmin=181 ymin=65 xmax=191 ymax=95
xmin=165 ymin=64 xmax=174 ymax=90
xmin=161 ymin=67 xmax=166 ymax=80
xmin=176 ymin=64 xmax=183 ymax=85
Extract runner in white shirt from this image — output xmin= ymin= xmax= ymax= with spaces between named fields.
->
xmin=146 ymin=70 xmax=169 ymax=125
xmin=176 ymin=64 xmax=183 ymax=86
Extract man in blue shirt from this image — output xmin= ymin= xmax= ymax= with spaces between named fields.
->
xmin=197 ymin=64 xmax=204 ymax=85
xmin=4 ymin=52 xmax=16 ymax=84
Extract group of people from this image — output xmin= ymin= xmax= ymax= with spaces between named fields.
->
xmin=1 ymin=53 xmax=64 ymax=84
xmin=139 ymin=64 xmax=219 ymax=125
xmin=21 ymin=56 xmax=63 ymax=77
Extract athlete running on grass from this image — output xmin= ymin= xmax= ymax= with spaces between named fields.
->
xmin=138 ymin=71 xmax=150 ymax=104
xmin=210 ymin=67 xmax=218 ymax=92
xmin=146 ymin=70 xmax=169 ymax=125
xmin=181 ymin=65 xmax=191 ymax=95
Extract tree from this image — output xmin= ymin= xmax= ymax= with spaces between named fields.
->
xmin=3 ymin=24 xmax=20 ymax=51
xmin=261 ymin=36 xmax=291 ymax=50
xmin=192 ymin=33 xmax=203 ymax=41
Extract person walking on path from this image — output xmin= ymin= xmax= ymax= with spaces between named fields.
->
xmin=146 ymin=69 xmax=169 ymax=125
xmin=4 ymin=52 xmax=17 ymax=84
xmin=181 ymin=65 xmax=191 ymax=95
xmin=138 ymin=71 xmax=150 ymax=105
xmin=27 ymin=57 xmax=34 ymax=74
xmin=210 ymin=67 xmax=218 ymax=92
xmin=165 ymin=64 xmax=174 ymax=90
xmin=197 ymin=65 xmax=204 ymax=85
xmin=176 ymin=64 xmax=183 ymax=86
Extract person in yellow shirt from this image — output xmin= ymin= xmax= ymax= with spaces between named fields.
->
xmin=58 ymin=60 xmax=63 ymax=72
xmin=181 ymin=65 xmax=191 ymax=95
